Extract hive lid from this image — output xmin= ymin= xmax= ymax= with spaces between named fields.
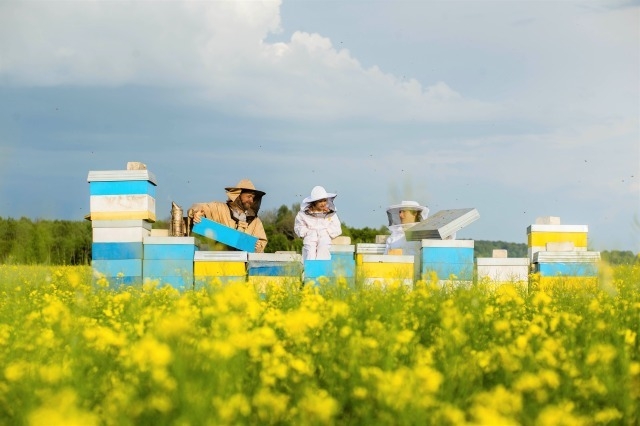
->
xmin=143 ymin=236 xmax=195 ymax=245
xmin=361 ymin=254 xmax=414 ymax=263
xmin=88 ymin=170 xmax=157 ymax=185
xmin=527 ymin=224 xmax=588 ymax=233
xmin=248 ymin=253 xmax=303 ymax=262
xmin=194 ymin=251 xmax=248 ymax=262
xmin=533 ymin=251 xmax=601 ymax=263
xmin=330 ymin=245 xmax=355 ymax=253
xmin=355 ymin=243 xmax=386 ymax=254
xmin=405 ymin=208 xmax=479 ymax=241
xmin=91 ymin=219 xmax=153 ymax=229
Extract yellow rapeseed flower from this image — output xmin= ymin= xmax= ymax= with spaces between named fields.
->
xmin=470 ymin=385 xmax=522 ymax=425
xmin=130 ymin=336 xmax=173 ymax=370
xmin=585 ymin=344 xmax=617 ymax=366
xmin=535 ymin=401 xmax=588 ymax=426
xmin=297 ymin=388 xmax=339 ymax=424
xmin=593 ymin=408 xmax=623 ymax=423
xmin=252 ymin=389 xmax=289 ymax=423
xmin=4 ymin=361 xmax=29 ymax=382
xmin=213 ymin=393 xmax=251 ymax=424
xmin=27 ymin=388 xmax=99 ymax=426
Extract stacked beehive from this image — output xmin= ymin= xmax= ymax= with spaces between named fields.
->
xmin=304 ymin=237 xmax=356 ymax=287
xmin=88 ymin=163 xmax=156 ymax=286
xmin=476 ymin=249 xmax=530 ymax=287
xmin=528 ymin=216 xmax=600 ymax=288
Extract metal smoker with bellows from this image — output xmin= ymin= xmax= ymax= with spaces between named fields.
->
xmin=169 ymin=202 xmax=191 ymax=237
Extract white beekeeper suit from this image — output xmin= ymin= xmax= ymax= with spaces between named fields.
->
xmin=294 ymin=186 xmax=342 ymax=261
xmin=385 ymin=200 xmax=429 ymax=256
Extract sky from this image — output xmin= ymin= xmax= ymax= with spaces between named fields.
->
xmin=0 ymin=0 xmax=638 ymax=253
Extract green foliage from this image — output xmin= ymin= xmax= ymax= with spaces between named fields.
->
xmin=474 ymin=240 xmax=527 ymax=259
xmin=1 ymin=213 xmax=637 ymax=266
xmin=262 ymin=204 xmax=302 ymax=253
xmin=601 ymin=250 xmax=639 ymax=265
xmin=341 ymin=223 xmax=389 ymax=245
xmin=0 ymin=217 xmax=92 ymax=265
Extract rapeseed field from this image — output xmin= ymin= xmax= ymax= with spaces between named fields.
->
xmin=0 ymin=264 xmax=638 ymax=425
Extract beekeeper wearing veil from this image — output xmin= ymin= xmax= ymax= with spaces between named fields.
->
xmin=294 ymin=186 xmax=343 ymax=261
xmin=384 ymin=200 xmax=429 ymax=256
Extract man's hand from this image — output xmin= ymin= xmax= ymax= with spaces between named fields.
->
xmin=192 ymin=210 xmax=204 ymax=223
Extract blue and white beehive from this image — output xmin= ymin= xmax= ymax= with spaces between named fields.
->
xmin=90 ymin=219 xmax=151 ymax=285
xmin=420 ymin=239 xmax=475 ymax=286
xmin=88 ymin=163 xmax=157 ymax=286
xmin=192 ymin=217 xmax=258 ymax=252
xmin=87 ymin=168 xmax=157 ymax=222
xmin=533 ymin=250 xmax=600 ymax=278
xmin=143 ymin=236 xmax=195 ymax=290
xmin=304 ymin=244 xmax=356 ymax=287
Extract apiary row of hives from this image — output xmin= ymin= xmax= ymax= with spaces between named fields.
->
xmin=87 ymin=164 xmax=601 ymax=290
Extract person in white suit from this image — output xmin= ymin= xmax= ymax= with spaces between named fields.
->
xmin=384 ymin=200 xmax=429 ymax=256
xmin=294 ymin=186 xmax=343 ymax=261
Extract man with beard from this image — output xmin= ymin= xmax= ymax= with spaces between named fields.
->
xmin=188 ymin=179 xmax=268 ymax=252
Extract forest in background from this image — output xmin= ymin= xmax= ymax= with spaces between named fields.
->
xmin=0 ymin=204 xmax=637 ymax=266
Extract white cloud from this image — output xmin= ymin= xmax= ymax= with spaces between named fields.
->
xmin=0 ymin=0 xmax=498 ymax=122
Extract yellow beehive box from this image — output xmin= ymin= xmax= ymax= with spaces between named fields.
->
xmin=194 ymin=262 xmax=246 ymax=277
xmin=358 ymin=254 xmax=414 ymax=288
xmin=527 ymin=224 xmax=588 ymax=261
xmin=193 ymin=251 xmax=247 ymax=288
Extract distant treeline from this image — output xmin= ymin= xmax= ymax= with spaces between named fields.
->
xmin=1 ymin=209 xmax=637 ymax=266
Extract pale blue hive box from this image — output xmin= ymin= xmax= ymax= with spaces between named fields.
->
xmin=420 ymin=239 xmax=475 ymax=282
xmin=304 ymin=245 xmax=356 ymax=287
xmin=192 ymin=217 xmax=258 ymax=253
xmin=91 ymin=259 xmax=142 ymax=286
xmin=533 ymin=251 xmax=600 ymax=277
xmin=143 ymin=237 xmax=195 ymax=290
xmin=92 ymin=242 xmax=143 ymax=260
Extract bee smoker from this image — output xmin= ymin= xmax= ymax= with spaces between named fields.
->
xmin=169 ymin=202 xmax=189 ymax=237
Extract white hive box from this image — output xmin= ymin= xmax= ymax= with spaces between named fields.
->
xmin=91 ymin=220 xmax=152 ymax=243
xmin=405 ymin=208 xmax=479 ymax=241
xmin=476 ymin=253 xmax=530 ymax=284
